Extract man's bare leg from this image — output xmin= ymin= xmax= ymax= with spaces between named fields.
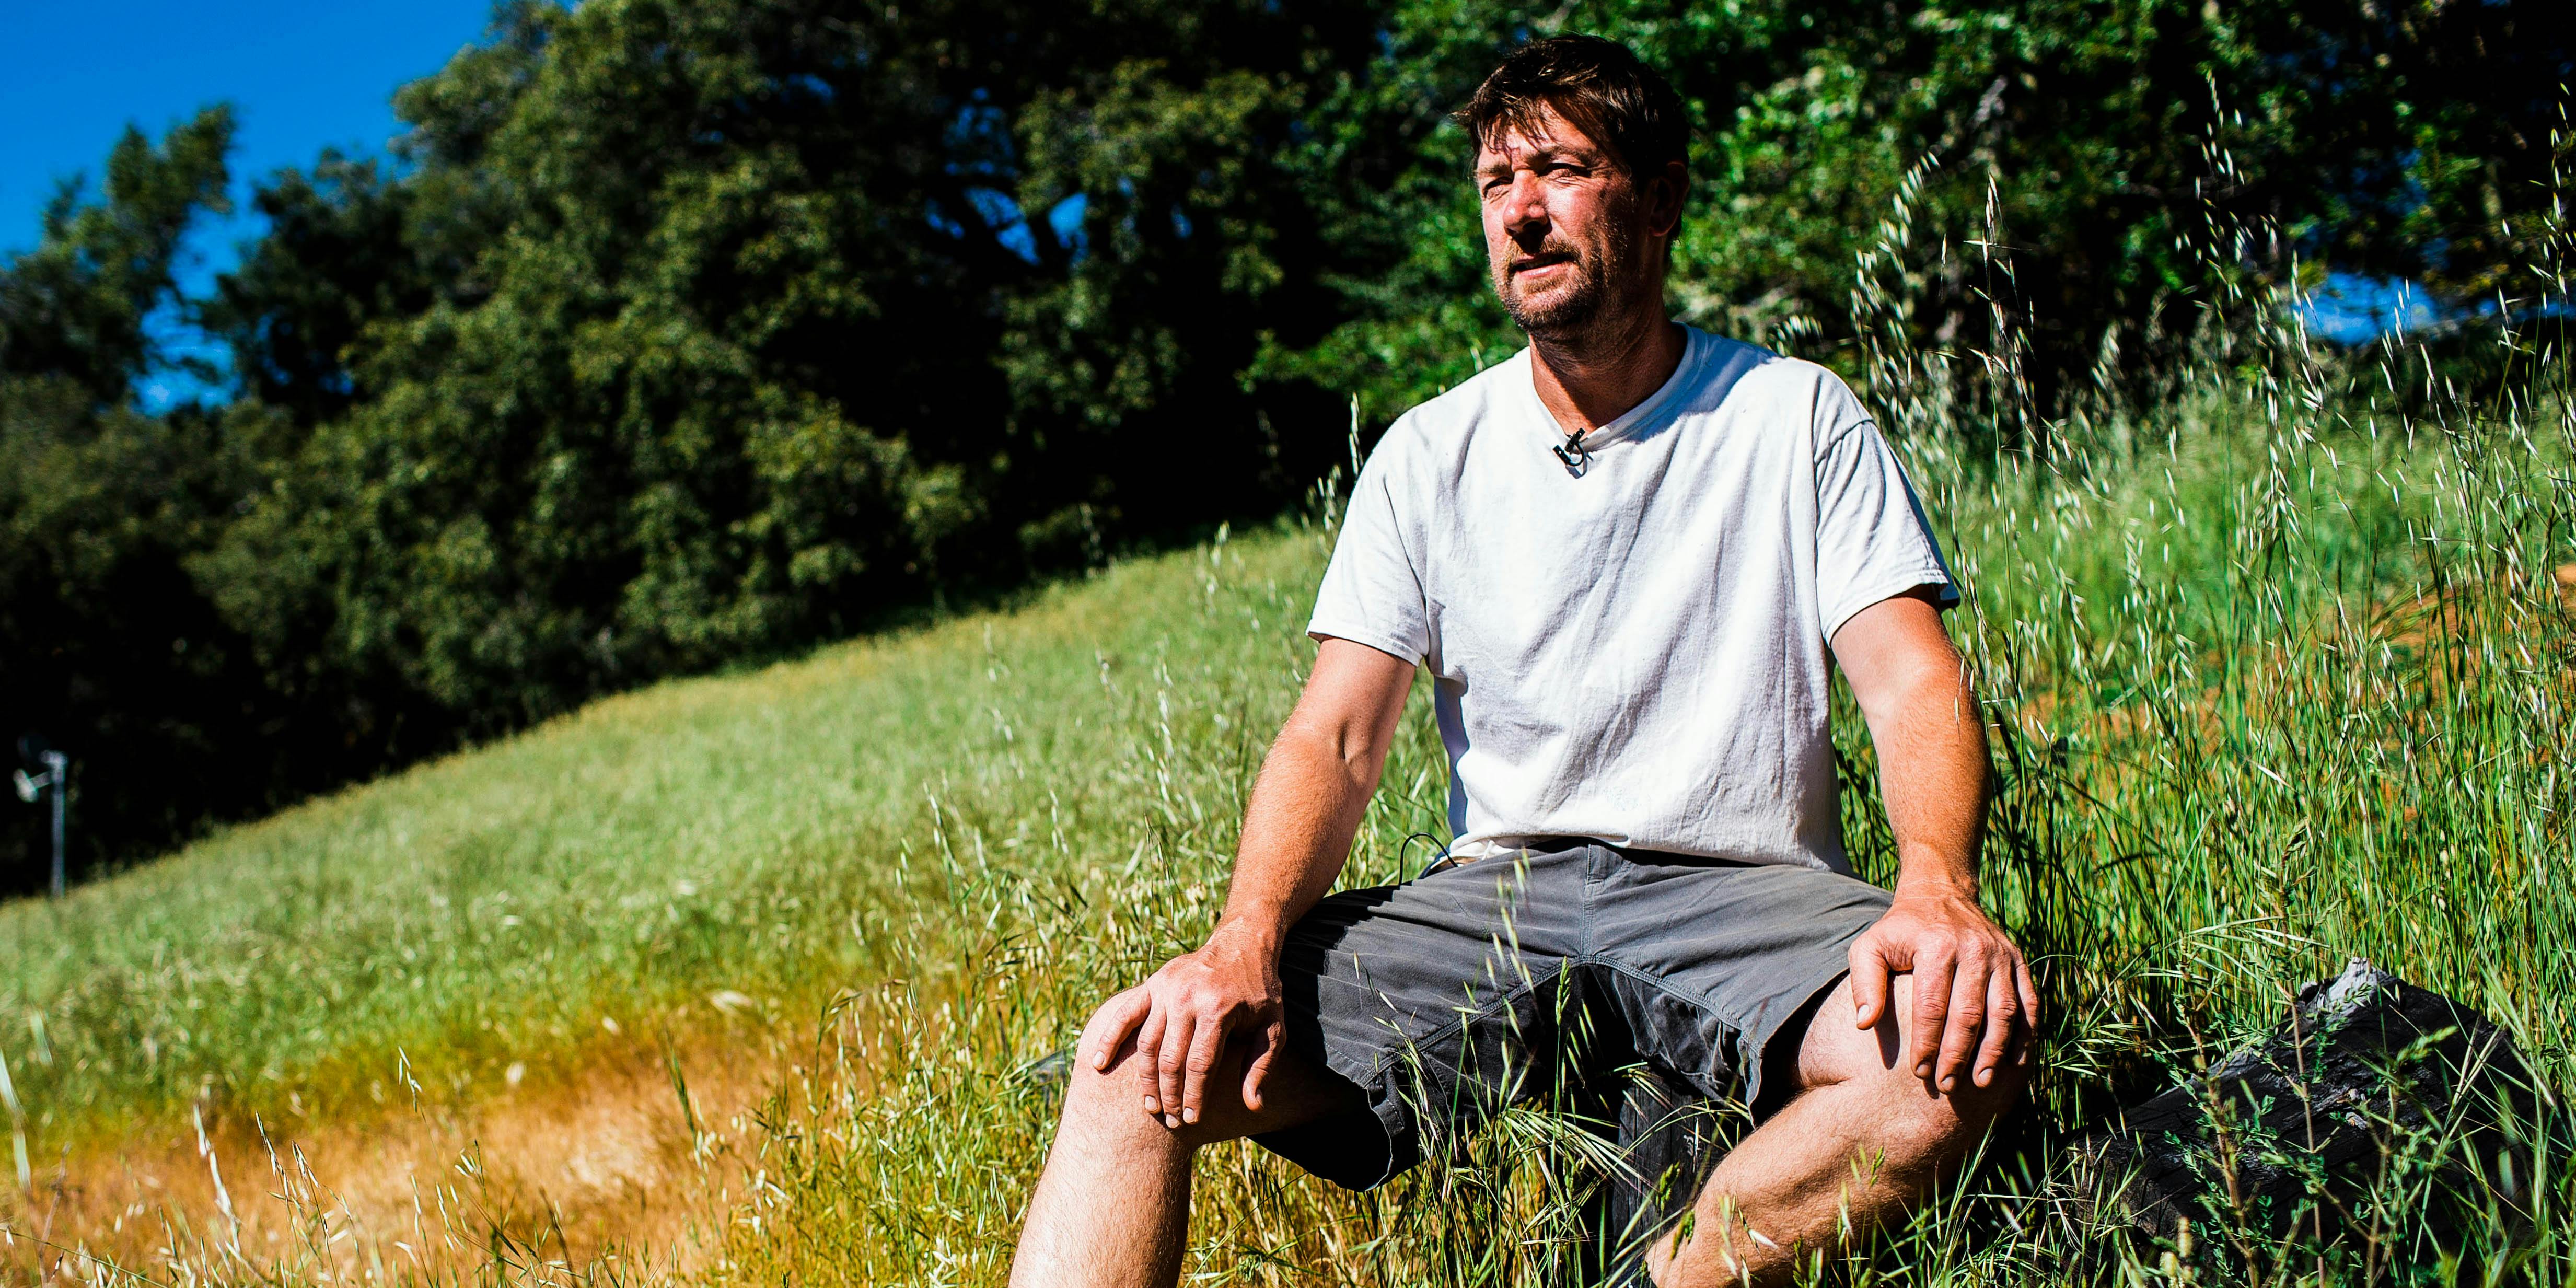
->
xmin=1644 ymin=974 xmax=2025 ymax=1287
xmin=1011 ymin=1015 xmax=1361 ymax=1288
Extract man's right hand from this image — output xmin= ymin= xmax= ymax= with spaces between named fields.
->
xmin=1082 ymin=637 xmax=1413 ymax=1131
xmin=1085 ymin=921 xmax=1286 ymax=1128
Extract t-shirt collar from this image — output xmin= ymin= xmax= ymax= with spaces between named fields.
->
xmin=1522 ymin=322 xmax=1707 ymax=452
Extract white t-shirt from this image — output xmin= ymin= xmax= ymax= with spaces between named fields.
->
xmin=1308 ymin=324 xmax=1957 ymax=872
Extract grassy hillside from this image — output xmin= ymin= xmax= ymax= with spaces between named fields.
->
xmin=701 ymin=374 xmax=2576 ymax=1285
xmin=0 ymin=516 xmax=1439 ymax=1145
xmin=3 ymin=345 xmax=2573 ymax=1285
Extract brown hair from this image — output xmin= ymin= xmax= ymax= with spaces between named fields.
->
xmin=1458 ymin=35 xmax=1691 ymax=179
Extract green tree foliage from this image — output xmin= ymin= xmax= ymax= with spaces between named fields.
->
xmin=0 ymin=110 xmax=236 ymax=404
xmin=1285 ymin=0 xmax=2575 ymax=419
xmin=1 ymin=0 xmax=2567 ymax=887
xmin=0 ymin=109 xmax=318 ymax=881
xmin=203 ymin=153 xmax=445 ymax=430
xmin=201 ymin=0 xmax=1370 ymax=732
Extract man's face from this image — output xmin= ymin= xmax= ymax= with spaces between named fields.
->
xmin=1474 ymin=107 xmax=1666 ymax=340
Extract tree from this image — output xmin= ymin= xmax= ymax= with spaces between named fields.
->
xmin=0 ymin=109 xmax=292 ymax=889
xmin=210 ymin=0 xmax=1376 ymax=731
xmin=1275 ymin=0 xmax=2576 ymax=425
xmin=1 ymin=108 xmax=234 ymax=404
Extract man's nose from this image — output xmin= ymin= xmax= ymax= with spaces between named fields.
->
xmin=1501 ymin=176 xmax=1550 ymax=245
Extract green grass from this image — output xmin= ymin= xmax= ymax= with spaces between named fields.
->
xmin=700 ymin=366 xmax=2576 ymax=1286
xmin=3 ymin=330 xmax=2573 ymax=1285
xmin=0 ymin=516 xmax=1437 ymax=1143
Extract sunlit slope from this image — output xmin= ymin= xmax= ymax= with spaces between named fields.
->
xmin=0 ymin=521 xmax=1409 ymax=1141
xmin=5 ymin=381 xmax=2569 ymax=1213
xmin=714 ymin=393 xmax=2576 ymax=1284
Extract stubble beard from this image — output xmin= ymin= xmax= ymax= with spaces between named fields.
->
xmin=1492 ymin=208 xmax=1643 ymax=347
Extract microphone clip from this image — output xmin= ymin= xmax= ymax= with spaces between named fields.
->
xmin=1553 ymin=427 xmax=1591 ymax=478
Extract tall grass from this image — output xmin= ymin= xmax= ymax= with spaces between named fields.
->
xmin=4 ymin=149 xmax=2574 ymax=1288
xmin=701 ymin=369 xmax=2574 ymax=1284
xmin=714 ymin=209 xmax=2576 ymax=1281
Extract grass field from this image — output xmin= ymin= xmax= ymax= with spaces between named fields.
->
xmin=705 ymin=357 xmax=2576 ymax=1285
xmin=2 ymin=310 xmax=2572 ymax=1284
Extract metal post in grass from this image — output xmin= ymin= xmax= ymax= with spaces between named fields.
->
xmin=12 ymin=749 xmax=67 ymax=899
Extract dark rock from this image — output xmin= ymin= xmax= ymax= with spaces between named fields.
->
xmin=2046 ymin=958 xmax=2552 ymax=1271
xmin=1016 ymin=1045 xmax=1077 ymax=1096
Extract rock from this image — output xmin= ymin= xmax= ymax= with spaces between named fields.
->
xmin=1016 ymin=1045 xmax=1077 ymax=1095
xmin=2046 ymin=959 xmax=2552 ymax=1271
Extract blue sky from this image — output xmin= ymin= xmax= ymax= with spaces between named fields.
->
xmin=2 ymin=0 xmax=497 ymax=403
xmin=2296 ymin=275 xmax=2447 ymax=345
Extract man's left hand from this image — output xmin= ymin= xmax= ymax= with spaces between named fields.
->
xmin=1848 ymin=883 xmax=2037 ymax=1093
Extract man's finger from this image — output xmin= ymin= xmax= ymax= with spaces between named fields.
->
xmin=2015 ymin=955 xmax=2040 ymax=1029
xmin=1908 ymin=953 xmax=1956 ymax=1080
xmin=1179 ymin=1015 xmax=1225 ymax=1125
xmin=1934 ymin=958 xmax=1986 ymax=1091
xmin=1156 ymin=1012 xmax=1193 ymax=1128
xmin=1973 ymin=969 xmax=2015 ymax=1087
xmin=1849 ymin=935 xmax=1895 ymax=1031
xmin=1240 ymin=1020 xmax=1283 ymax=1112
xmin=1088 ymin=989 xmax=1151 ymax=1071
xmin=1135 ymin=1007 xmax=1168 ymax=1115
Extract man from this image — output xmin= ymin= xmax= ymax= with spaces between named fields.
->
xmin=1012 ymin=34 xmax=2035 ymax=1287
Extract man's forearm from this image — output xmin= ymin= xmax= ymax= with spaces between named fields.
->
xmin=1835 ymin=594 xmax=2033 ymax=1087
xmin=1082 ymin=642 xmax=1411 ymax=1122
xmin=1872 ymin=654 xmax=1990 ymax=900
xmin=1835 ymin=591 xmax=1991 ymax=897
xmin=1211 ymin=720 xmax=1385 ymax=951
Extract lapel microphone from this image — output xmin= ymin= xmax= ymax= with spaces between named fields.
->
xmin=1554 ymin=426 xmax=1591 ymax=477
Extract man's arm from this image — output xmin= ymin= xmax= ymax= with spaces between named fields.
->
xmin=1831 ymin=589 xmax=2038 ymax=1094
xmin=1084 ymin=637 xmax=1417 ymax=1127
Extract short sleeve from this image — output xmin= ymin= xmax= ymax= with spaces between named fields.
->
xmin=1814 ymin=408 xmax=1959 ymax=643
xmin=1308 ymin=437 xmax=1432 ymax=665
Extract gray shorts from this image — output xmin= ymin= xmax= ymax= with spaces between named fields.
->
xmin=1254 ymin=841 xmax=1890 ymax=1203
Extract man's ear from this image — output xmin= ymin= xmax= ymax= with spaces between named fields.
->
xmin=1644 ymin=159 xmax=1689 ymax=240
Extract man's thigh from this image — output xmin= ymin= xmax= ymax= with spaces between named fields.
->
xmin=1256 ymin=845 xmax=1593 ymax=1189
xmin=1578 ymin=852 xmax=1893 ymax=1274
xmin=1251 ymin=845 xmax=1890 ymax=1190
xmin=1587 ymin=850 xmax=1892 ymax=1111
xmin=1794 ymin=972 xmax=1907 ymax=1090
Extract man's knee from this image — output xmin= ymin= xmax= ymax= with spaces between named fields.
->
xmin=1798 ymin=974 xmax=2027 ymax=1163
xmin=1895 ymin=1046 xmax=2024 ymax=1161
xmin=1061 ymin=1034 xmax=1204 ymax=1154
xmin=1055 ymin=999 xmax=1268 ymax=1154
